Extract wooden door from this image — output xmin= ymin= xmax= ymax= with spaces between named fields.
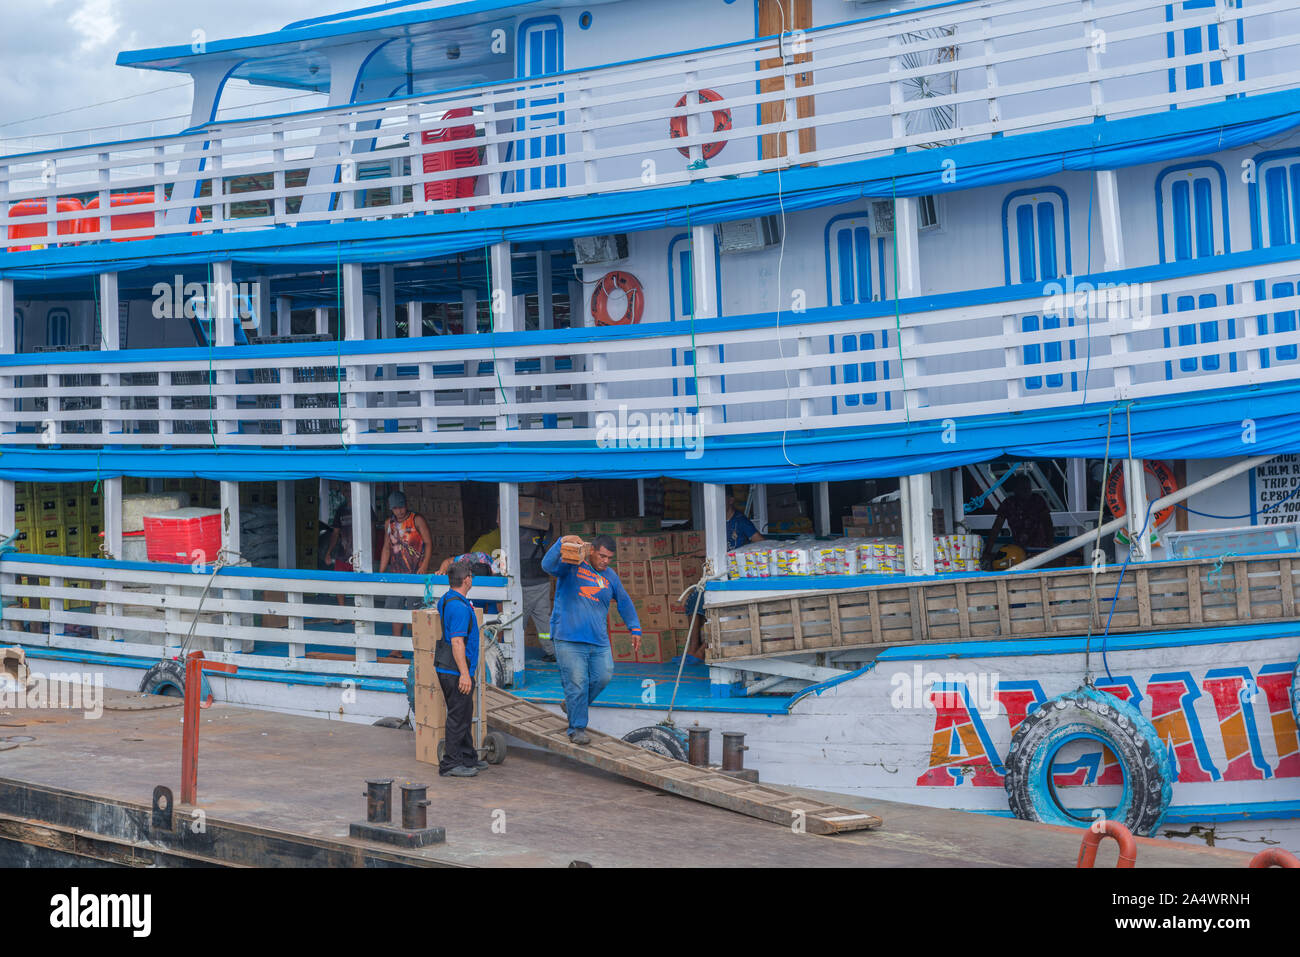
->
xmin=758 ymin=0 xmax=816 ymax=163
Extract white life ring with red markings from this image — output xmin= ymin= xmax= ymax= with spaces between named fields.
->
xmin=590 ymin=271 xmax=645 ymax=326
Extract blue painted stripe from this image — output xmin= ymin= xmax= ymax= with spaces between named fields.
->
xmin=974 ymin=799 xmax=1300 ymax=823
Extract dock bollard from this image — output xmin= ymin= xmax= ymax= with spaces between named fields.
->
xmin=721 ymin=732 xmax=748 ymax=772
xmin=400 ymin=782 xmax=431 ymax=831
xmin=365 ymin=778 xmax=394 ymax=824
xmin=688 ymin=727 xmax=711 ymax=767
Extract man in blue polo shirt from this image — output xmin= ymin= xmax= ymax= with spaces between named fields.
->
xmin=726 ymin=493 xmax=764 ymax=549
xmin=435 ymin=560 xmax=486 ymax=777
xmin=541 ymin=534 xmax=641 ymax=745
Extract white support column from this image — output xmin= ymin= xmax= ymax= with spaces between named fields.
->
xmin=219 ymin=479 xmax=251 ymax=652
xmin=1067 ymin=458 xmax=1089 ymax=532
xmin=814 ymin=482 xmax=831 ymax=536
xmin=1122 ymin=459 xmax=1149 ymax=562
xmin=95 ymin=272 xmax=124 ymax=565
xmin=378 ymin=266 xmax=397 ymax=423
xmin=538 ymin=250 xmax=556 ymax=426
xmin=351 ymin=480 xmax=376 ymax=664
xmin=500 ymin=483 xmax=524 ymax=685
xmin=276 ymin=480 xmax=295 ymax=569
xmin=212 ymin=261 xmax=235 ymax=439
xmin=900 ymin=473 xmax=935 ymax=576
xmin=251 ymin=274 xmax=269 ymax=339
xmin=893 ymin=196 xmax=924 ymax=414
xmin=569 ymin=278 xmax=589 ymax=427
xmin=702 ymin=483 xmax=728 ymax=581
xmin=933 ymin=469 xmax=955 ymax=534
xmin=462 ymin=287 xmax=479 ymax=426
xmin=315 ymin=307 xmax=329 ymax=338
xmin=0 ymin=279 xmax=14 ymax=621
xmin=489 ymin=243 xmax=516 ymax=432
xmin=276 ymin=295 xmax=293 ymax=337
xmin=1097 ymin=169 xmax=1131 ymax=395
xmin=342 ymin=264 xmax=366 ymax=442
xmin=100 ymin=272 xmax=121 ymax=439
xmin=407 ymin=300 xmax=422 ymax=338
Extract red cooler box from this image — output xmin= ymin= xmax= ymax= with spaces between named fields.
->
xmin=143 ymin=507 xmax=222 ymax=564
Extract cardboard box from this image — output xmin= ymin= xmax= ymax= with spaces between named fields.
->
xmin=619 ymin=560 xmax=650 ymax=596
xmin=636 ymin=631 xmax=667 ymax=663
xmin=649 ymin=559 xmax=669 ymax=595
xmin=609 ymin=631 xmax=637 ymax=662
xmin=667 ymin=555 xmax=704 ymax=594
xmin=518 ymin=496 xmax=554 ymax=531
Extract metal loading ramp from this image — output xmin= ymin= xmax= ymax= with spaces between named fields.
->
xmin=482 ymin=686 xmax=882 ymax=835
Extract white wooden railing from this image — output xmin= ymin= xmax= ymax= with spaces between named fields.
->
xmin=0 ymin=554 xmax=510 ymax=680
xmin=6 ymin=252 xmax=1300 ymax=447
xmin=2 ymin=0 xmax=1298 ymax=248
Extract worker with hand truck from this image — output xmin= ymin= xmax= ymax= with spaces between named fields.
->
xmin=434 ymin=560 xmax=487 ymax=777
xmin=541 ymin=534 xmax=641 ymax=746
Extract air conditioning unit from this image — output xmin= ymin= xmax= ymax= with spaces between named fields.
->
xmin=716 ymin=215 xmax=782 ymax=254
xmin=869 ymin=199 xmax=895 ymax=234
xmin=573 ymin=234 xmax=629 ymax=265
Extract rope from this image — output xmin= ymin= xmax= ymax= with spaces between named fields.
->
xmin=1176 ymin=480 xmax=1300 ymax=520
xmin=963 ymin=461 xmax=1024 ymax=514
xmin=176 ymin=546 xmax=245 ymax=660
xmin=662 ymin=563 xmax=728 ymax=724
xmin=1082 ymin=405 xmax=1117 ymax=684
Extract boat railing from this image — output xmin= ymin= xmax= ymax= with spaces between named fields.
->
xmin=0 ymin=552 xmax=510 ymax=680
xmin=4 ymin=249 xmax=1300 ymax=448
xmin=2 ymin=0 xmax=1296 ymax=250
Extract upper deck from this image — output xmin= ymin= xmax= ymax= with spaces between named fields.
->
xmin=3 ymin=0 xmax=1299 ymax=258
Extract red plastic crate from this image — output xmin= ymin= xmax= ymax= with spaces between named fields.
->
xmin=143 ymin=508 xmax=222 ymax=565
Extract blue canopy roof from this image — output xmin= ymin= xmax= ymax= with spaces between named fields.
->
xmin=115 ymin=0 xmax=601 ymax=92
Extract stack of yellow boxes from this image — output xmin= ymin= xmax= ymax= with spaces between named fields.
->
xmin=11 ymin=480 xmax=107 ymax=610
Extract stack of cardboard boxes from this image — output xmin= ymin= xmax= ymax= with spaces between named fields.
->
xmin=607 ymin=528 xmax=705 ymax=663
xmin=546 ymin=480 xmax=639 ymax=528
xmin=842 ymin=499 xmax=945 ymax=538
xmin=411 ymin=607 xmax=447 ymax=765
xmin=13 ymin=481 xmax=105 ymax=561
xmin=401 ymin=482 xmax=498 ymax=558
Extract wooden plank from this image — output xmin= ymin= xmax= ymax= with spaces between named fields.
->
xmin=1235 ymin=560 xmax=1251 ymax=621
xmin=827 ymin=593 xmax=843 ymax=648
xmin=790 ymin=598 xmax=804 ymax=651
xmin=1136 ymin=567 xmax=1153 ymax=629
xmin=868 ymin=589 xmax=882 ymax=645
xmin=996 ymin=579 xmax=1010 ymax=637
xmin=1186 ymin=565 xmax=1203 ymax=624
xmin=482 ymin=686 xmax=881 ymax=834
xmin=1282 ymin=559 xmax=1296 ymax=619
xmin=1039 ymin=577 xmax=1053 ymax=633
xmin=748 ymin=605 xmax=764 ymax=658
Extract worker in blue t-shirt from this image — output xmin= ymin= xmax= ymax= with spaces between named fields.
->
xmin=541 ymin=534 xmax=641 ymax=745
xmin=434 ymin=560 xmax=486 ymax=777
xmin=726 ymin=493 xmax=764 ymax=550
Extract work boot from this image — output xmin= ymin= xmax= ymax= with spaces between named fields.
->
xmin=445 ymin=765 xmax=479 ymax=777
xmin=570 ymin=729 xmax=591 ymax=746
xmin=475 ymin=759 xmax=489 ymax=769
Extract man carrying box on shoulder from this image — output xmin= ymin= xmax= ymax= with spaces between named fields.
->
xmin=435 ymin=560 xmax=487 ymax=778
xmin=541 ymin=534 xmax=640 ymax=746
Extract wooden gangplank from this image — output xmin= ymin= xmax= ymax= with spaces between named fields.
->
xmin=706 ymin=553 xmax=1300 ymax=662
xmin=481 ymin=686 xmax=881 ymax=835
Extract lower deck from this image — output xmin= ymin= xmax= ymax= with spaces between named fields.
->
xmin=0 ymin=687 xmax=1250 ymax=868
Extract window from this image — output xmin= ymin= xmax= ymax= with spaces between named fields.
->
xmin=45 ymin=309 xmax=70 ymax=347
xmin=1001 ymin=188 xmax=1073 ymax=391
xmin=667 ymin=234 xmax=725 ymax=414
xmin=826 ymin=214 xmax=891 ymax=409
xmin=1251 ymin=153 xmax=1300 ymax=366
xmin=1155 ymin=163 xmax=1234 ymax=377
xmin=515 ymin=18 xmax=566 ymax=193
xmin=1166 ymin=0 xmax=1242 ymax=95
xmin=917 ymin=194 xmax=941 ymax=231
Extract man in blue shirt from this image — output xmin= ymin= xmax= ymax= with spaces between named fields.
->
xmin=541 ymin=534 xmax=641 ymax=745
xmin=726 ymin=494 xmax=764 ymax=550
xmin=435 ymin=560 xmax=486 ymax=777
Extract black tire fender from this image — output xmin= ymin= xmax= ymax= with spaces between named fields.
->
xmin=1004 ymin=686 xmax=1173 ymax=836
xmin=139 ymin=658 xmax=213 ymax=702
xmin=621 ymin=725 xmax=688 ymax=762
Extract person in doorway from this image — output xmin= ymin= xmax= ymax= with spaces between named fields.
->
xmin=541 ymin=534 xmax=641 ymax=745
xmin=435 ymin=561 xmax=486 ymax=778
xmin=441 ymin=506 xmax=557 ymax=662
xmin=982 ymin=474 xmax=1054 ymax=569
xmin=325 ymin=513 xmax=354 ymax=623
xmin=726 ymin=494 xmax=764 ymax=550
xmin=379 ymin=490 xmax=432 ymax=635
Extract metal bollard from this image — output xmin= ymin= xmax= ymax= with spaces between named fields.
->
xmin=721 ymin=731 xmax=749 ymax=772
xmin=365 ymin=778 xmax=394 ymax=824
xmin=688 ymin=727 xmax=711 ymax=767
xmin=400 ymin=782 xmax=430 ymax=830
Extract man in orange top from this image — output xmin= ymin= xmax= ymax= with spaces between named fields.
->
xmin=379 ymin=490 xmax=432 ymax=635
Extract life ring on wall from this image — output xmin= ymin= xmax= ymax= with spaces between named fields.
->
xmin=1104 ymin=460 xmax=1178 ymax=530
xmin=590 ymin=271 xmax=645 ymax=326
xmin=1003 ymin=686 xmax=1173 ymax=837
xmin=670 ymin=89 xmax=732 ymax=161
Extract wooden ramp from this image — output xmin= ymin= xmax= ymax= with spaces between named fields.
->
xmin=706 ymin=553 xmax=1300 ymax=662
xmin=482 ymin=686 xmax=881 ymax=835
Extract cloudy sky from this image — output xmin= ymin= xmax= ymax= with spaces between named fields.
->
xmin=0 ymin=0 xmax=333 ymax=150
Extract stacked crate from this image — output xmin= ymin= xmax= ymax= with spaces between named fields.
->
xmin=402 ymin=482 xmax=497 ymax=558
xmin=12 ymin=481 xmax=106 ymax=560
xmin=606 ymin=528 xmax=706 ymax=663
xmin=551 ymin=480 xmax=639 ymax=528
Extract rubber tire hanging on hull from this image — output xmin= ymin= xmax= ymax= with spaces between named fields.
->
xmin=621 ymin=725 xmax=688 ymax=761
xmin=139 ymin=658 xmax=213 ymax=702
xmin=1290 ymin=655 xmax=1300 ymax=728
xmin=1003 ymin=686 xmax=1173 ymax=837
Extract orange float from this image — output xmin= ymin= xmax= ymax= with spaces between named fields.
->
xmin=669 ymin=89 xmax=732 ymax=161
xmin=590 ymin=271 xmax=645 ymax=326
xmin=1105 ymin=460 xmax=1179 ymax=530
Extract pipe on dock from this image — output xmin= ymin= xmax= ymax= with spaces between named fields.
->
xmin=721 ymin=732 xmax=749 ymax=773
xmin=365 ymin=778 xmax=394 ymax=824
xmin=400 ymin=783 xmax=430 ymax=831
xmin=688 ymin=727 xmax=711 ymax=767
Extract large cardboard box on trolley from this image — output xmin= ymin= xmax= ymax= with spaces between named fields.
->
xmin=411 ymin=604 xmax=486 ymax=765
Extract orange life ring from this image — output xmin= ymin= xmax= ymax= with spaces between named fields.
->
xmin=590 ymin=271 xmax=645 ymax=326
xmin=1105 ymin=460 xmax=1178 ymax=530
xmin=670 ymin=89 xmax=732 ymax=161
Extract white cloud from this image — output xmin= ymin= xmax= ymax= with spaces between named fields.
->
xmin=69 ymin=0 xmax=121 ymax=51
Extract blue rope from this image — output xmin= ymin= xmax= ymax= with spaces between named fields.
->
xmin=964 ymin=462 xmax=1024 ymax=514
xmin=1174 ymin=479 xmax=1300 ymax=520
xmin=1099 ymin=496 xmax=1159 ymax=681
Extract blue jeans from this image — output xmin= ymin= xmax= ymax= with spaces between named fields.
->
xmin=553 ymin=639 xmax=614 ymax=735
